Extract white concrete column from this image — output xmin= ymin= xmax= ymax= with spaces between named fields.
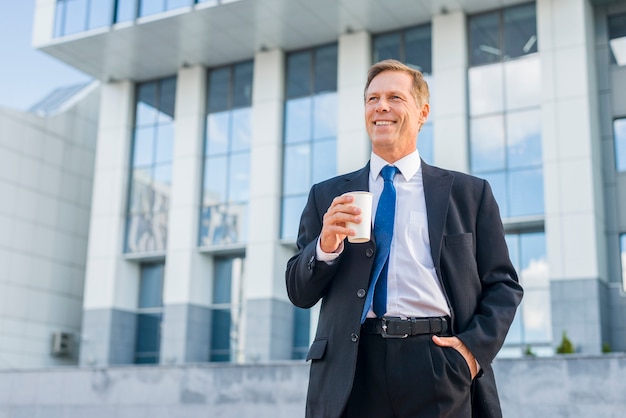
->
xmin=337 ymin=30 xmax=371 ymax=174
xmin=32 ymin=0 xmax=56 ymax=46
xmin=538 ymin=0 xmax=605 ymax=282
xmin=160 ymin=65 xmax=212 ymax=364
xmin=83 ymin=81 xmax=138 ymax=312
xmin=245 ymin=49 xmax=295 ymax=361
xmin=163 ymin=65 xmax=210 ymax=307
xmin=432 ymin=11 xmax=469 ymax=172
xmin=81 ymin=81 xmax=140 ymax=365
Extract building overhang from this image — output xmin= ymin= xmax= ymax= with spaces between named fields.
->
xmin=37 ymin=0 xmax=531 ymax=82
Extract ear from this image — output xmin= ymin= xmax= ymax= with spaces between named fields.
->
xmin=419 ymin=102 xmax=430 ymax=124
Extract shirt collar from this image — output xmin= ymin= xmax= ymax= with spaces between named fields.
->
xmin=370 ymin=149 xmax=422 ymax=182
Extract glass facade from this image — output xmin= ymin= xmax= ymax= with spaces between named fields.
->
xmin=372 ymin=25 xmax=434 ymax=163
xmin=55 ymin=0 xmax=233 ymax=32
xmin=609 ymin=12 xmax=626 ymax=66
xmin=615 ymin=118 xmax=626 ymax=172
xmin=126 ymin=77 xmax=176 ymax=253
xmin=281 ymin=44 xmax=338 ymax=241
xmin=501 ymin=232 xmax=551 ymax=357
xmin=135 ymin=263 xmax=165 ymax=364
xmin=469 ymin=4 xmax=549 ymax=357
xmin=468 ymin=3 xmax=543 ymax=219
xmin=200 ymin=62 xmax=253 ymax=247
xmin=210 ymin=256 xmax=244 ymax=362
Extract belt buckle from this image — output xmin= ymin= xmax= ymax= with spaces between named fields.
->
xmin=380 ymin=317 xmax=408 ymax=339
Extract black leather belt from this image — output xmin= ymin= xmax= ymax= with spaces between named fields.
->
xmin=361 ymin=316 xmax=451 ymax=338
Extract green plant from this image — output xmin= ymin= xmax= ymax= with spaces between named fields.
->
xmin=556 ymin=331 xmax=575 ymax=354
xmin=524 ymin=345 xmax=536 ymax=357
xmin=602 ymin=342 xmax=612 ymax=353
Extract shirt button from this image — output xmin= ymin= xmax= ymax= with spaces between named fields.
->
xmin=365 ymin=248 xmax=374 ymax=257
xmin=351 ymin=333 xmax=359 ymax=343
xmin=357 ymin=289 xmax=366 ymax=298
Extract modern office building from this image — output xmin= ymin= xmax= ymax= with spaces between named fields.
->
xmin=3 ymin=0 xmax=625 ymax=370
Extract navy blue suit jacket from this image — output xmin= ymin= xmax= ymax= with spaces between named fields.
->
xmin=286 ymin=161 xmax=523 ymax=418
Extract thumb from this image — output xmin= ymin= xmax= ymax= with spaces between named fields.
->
xmin=432 ymin=335 xmax=456 ymax=347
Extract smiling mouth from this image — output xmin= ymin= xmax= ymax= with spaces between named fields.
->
xmin=374 ymin=121 xmax=394 ymax=126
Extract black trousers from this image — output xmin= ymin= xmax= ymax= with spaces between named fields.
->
xmin=342 ymin=333 xmax=473 ymax=418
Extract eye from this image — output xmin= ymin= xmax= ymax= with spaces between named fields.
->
xmin=367 ymin=96 xmax=378 ymax=103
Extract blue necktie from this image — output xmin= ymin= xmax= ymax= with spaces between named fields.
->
xmin=361 ymin=165 xmax=399 ymax=322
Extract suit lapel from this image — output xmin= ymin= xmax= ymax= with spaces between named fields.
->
xmin=337 ymin=162 xmax=370 ymax=195
xmin=422 ymin=161 xmax=453 ymax=269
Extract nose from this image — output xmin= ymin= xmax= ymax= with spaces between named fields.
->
xmin=376 ymin=98 xmax=390 ymax=112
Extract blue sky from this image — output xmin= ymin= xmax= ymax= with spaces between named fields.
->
xmin=0 ymin=1 xmax=91 ymax=111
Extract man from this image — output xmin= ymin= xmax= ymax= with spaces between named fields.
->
xmin=285 ymin=59 xmax=523 ymax=418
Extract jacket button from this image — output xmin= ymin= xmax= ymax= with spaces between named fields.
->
xmin=351 ymin=333 xmax=359 ymax=343
xmin=357 ymin=289 xmax=366 ymax=298
xmin=365 ymin=248 xmax=374 ymax=257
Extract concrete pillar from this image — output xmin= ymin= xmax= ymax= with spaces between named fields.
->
xmin=245 ymin=49 xmax=295 ymax=361
xmin=432 ymin=11 xmax=469 ymax=172
xmin=80 ymin=81 xmax=139 ymax=366
xmin=538 ymin=0 xmax=607 ymax=354
xmin=160 ymin=65 xmax=213 ymax=364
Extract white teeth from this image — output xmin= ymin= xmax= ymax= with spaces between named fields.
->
xmin=375 ymin=121 xmax=393 ymax=126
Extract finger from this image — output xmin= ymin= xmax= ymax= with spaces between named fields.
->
xmin=432 ymin=335 xmax=458 ymax=348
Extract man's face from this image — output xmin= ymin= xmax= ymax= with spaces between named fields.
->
xmin=364 ymin=70 xmax=429 ymax=161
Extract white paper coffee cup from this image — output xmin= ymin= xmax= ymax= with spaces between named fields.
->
xmin=344 ymin=191 xmax=373 ymax=243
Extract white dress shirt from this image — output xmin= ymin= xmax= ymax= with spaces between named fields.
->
xmin=317 ymin=150 xmax=451 ymax=319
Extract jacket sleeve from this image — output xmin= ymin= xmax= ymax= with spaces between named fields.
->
xmin=456 ymin=179 xmax=524 ymax=368
xmin=285 ymin=184 xmax=341 ymax=309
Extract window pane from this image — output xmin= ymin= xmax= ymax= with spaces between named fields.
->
xmin=154 ymin=124 xmax=174 ymax=164
xmin=208 ymin=67 xmax=231 ymax=112
xmin=139 ymin=0 xmax=164 ymax=17
xmin=206 ymin=112 xmax=230 ymax=156
xmin=520 ymin=232 xmax=548 ymax=289
xmin=522 ymin=290 xmax=551 ymax=342
xmin=126 ymin=212 xmax=155 ymax=252
xmin=418 ymin=123 xmax=433 ymax=164
xmin=64 ymin=0 xmax=88 ymax=35
xmin=281 ymin=195 xmax=307 ymax=240
xmin=136 ymin=83 xmax=158 ymax=126
xmin=315 ymin=44 xmax=338 ymax=93
xmin=166 ymin=0 xmax=191 ymax=10
xmin=405 ymin=25 xmax=432 ymax=74
xmin=138 ymin=263 xmax=164 ymax=308
xmin=469 ymin=12 xmax=501 ymax=66
xmin=470 ymin=115 xmax=505 ymax=172
xmin=504 ymin=3 xmax=538 ymax=60
xmin=286 ymin=51 xmax=311 ymax=98
xmin=504 ymin=57 xmax=541 ymax=110
xmin=609 ymin=13 xmax=626 ymax=65
xmin=373 ymin=32 xmax=401 ymax=62
xmin=158 ymin=77 xmax=176 ymax=123
xmin=135 ymin=313 xmax=162 ymax=363
xmin=88 ymin=0 xmax=114 ymax=29
xmin=153 ymin=163 xmax=172 ymax=199
xmin=283 ymin=144 xmax=311 ymax=195
xmin=129 ymin=168 xmax=154 ymax=213
xmin=213 ymin=259 xmax=233 ymax=303
xmin=506 ymin=109 xmax=542 ymax=170
xmin=312 ymin=93 xmax=337 ymax=140
xmin=469 ymin=65 xmax=503 ymax=116
xmin=509 ymin=168 xmax=544 ymax=217
xmin=210 ymin=309 xmax=231 ymax=362
xmin=233 ymin=61 xmax=253 ymax=108
xmin=228 ymin=152 xmax=250 ymax=203
xmin=312 ymin=140 xmax=336 ymax=185
xmin=54 ymin=1 xmax=67 ymax=37
xmin=292 ymin=307 xmax=310 ymax=360
xmin=614 ymin=118 xmax=626 ymax=171
xmin=200 ymin=204 xmax=244 ymax=245
xmin=133 ymin=126 xmax=155 ymax=167
xmin=285 ymin=98 xmax=312 ymax=143
xmin=116 ymin=0 xmax=137 ymax=22
xmin=231 ymin=108 xmax=252 ymax=152
xmin=203 ymin=155 xmax=228 ymax=204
